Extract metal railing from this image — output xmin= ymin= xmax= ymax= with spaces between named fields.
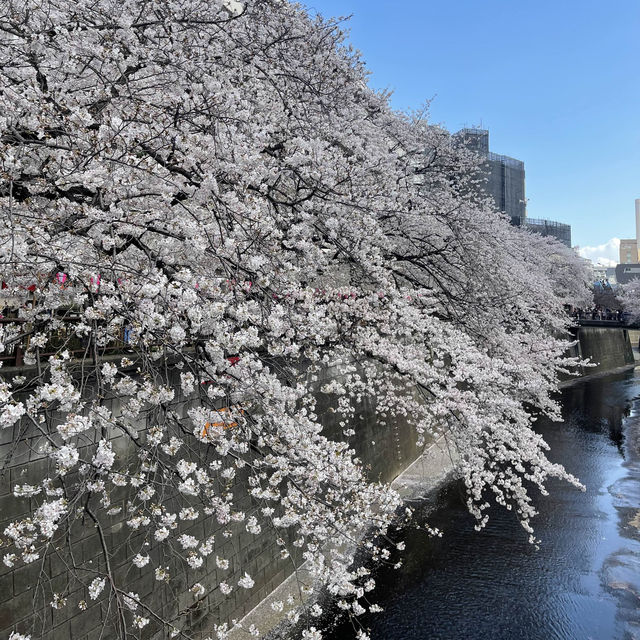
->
xmin=0 ymin=315 xmax=129 ymax=368
xmin=524 ymin=218 xmax=571 ymax=230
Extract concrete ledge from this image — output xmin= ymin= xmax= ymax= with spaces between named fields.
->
xmin=560 ymin=361 xmax=637 ymax=389
xmin=391 ymin=434 xmax=458 ymax=501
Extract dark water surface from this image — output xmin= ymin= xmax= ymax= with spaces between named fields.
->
xmin=328 ymin=369 xmax=640 ymax=640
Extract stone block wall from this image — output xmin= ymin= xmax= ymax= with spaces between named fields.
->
xmin=0 ymin=361 xmax=422 ymax=639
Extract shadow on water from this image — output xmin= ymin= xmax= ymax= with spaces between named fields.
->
xmin=325 ymin=368 xmax=640 ymax=640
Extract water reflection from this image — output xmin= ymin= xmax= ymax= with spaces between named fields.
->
xmin=325 ymin=369 xmax=640 ymax=640
xmin=561 ymin=371 xmax=634 ymax=451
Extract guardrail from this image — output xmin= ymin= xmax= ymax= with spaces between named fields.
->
xmin=576 ymin=319 xmax=628 ymax=328
xmin=0 ymin=315 xmax=129 ymax=368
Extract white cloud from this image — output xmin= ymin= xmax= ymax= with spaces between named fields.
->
xmin=577 ymin=237 xmax=620 ymax=266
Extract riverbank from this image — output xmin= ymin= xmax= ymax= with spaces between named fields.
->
xmin=560 ymin=360 xmax=638 ymax=388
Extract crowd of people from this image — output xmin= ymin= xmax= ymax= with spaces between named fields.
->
xmin=566 ymin=305 xmax=628 ymax=322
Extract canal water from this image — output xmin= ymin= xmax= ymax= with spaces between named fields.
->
xmin=326 ymin=368 xmax=640 ymax=640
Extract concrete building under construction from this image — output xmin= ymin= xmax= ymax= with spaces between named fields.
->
xmin=453 ymin=128 xmax=572 ymax=247
xmin=454 ymin=128 xmax=526 ymax=226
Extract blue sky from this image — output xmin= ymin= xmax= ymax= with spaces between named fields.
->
xmin=307 ymin=0 xmax=640 ymax=264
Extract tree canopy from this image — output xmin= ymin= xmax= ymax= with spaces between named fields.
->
xmin=0 ymin=0 xmax=591 ymax=638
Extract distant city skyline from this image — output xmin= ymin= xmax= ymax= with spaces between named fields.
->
xmin=308 ymin=0 xmax=640 ymax=263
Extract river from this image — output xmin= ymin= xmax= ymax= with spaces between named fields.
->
xmin=325 ymin=368 xmax=640 ymax=640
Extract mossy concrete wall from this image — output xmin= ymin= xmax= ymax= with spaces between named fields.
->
xmin=569 ymin=326 xmax=635 ymax=375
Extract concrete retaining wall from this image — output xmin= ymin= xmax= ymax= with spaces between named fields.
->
xmin=0 ymin=367 xmax=301 ymax=640
xmin=570 ymin=326 xmax=635 ymax=375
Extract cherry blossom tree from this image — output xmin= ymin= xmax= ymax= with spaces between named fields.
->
xmin=0 ymin=0 xmax=591 ymax=638
xmin=619 ymin=278 xmax=640 ymax=321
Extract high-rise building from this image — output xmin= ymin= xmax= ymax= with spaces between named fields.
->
xmin=636 ymin=198 xmax=640 ymax=251
xmin=453 ymin=128 xmax=572 ymax=247
xmin=454 ymin=128 xmax=526 ymax=226
xmin=617 ymin=199 xmax=640 ymax=266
